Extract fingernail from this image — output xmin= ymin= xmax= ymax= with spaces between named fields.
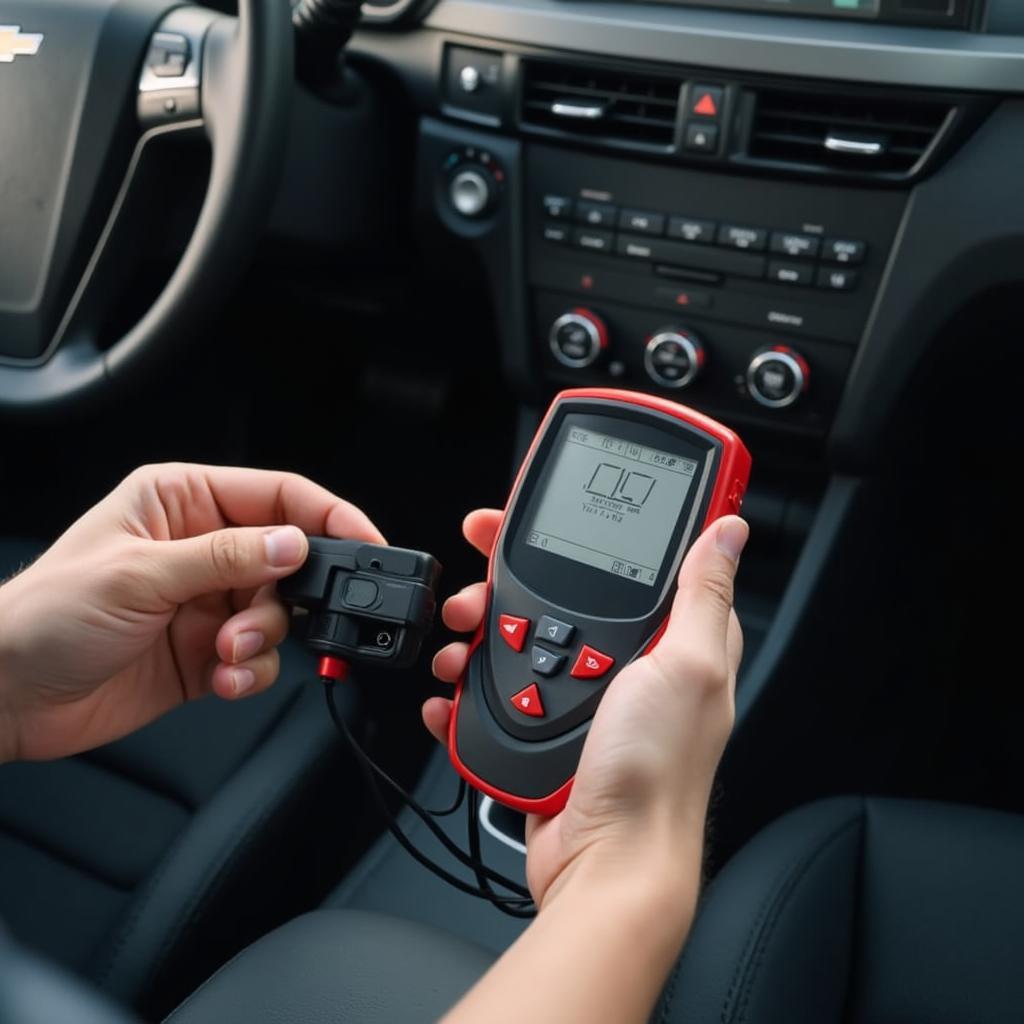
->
xmin=232 ymin=668 xmax=256 ymax=696
xmin=716 ymin=518 xmax=749 ymax=563
xmin=264 ymin=527 xmax=305 ymax=567
xmin=232 ymin=630 xmax=264 ymax=663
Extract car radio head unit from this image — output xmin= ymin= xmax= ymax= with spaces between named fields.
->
xmin=625 ymin=0 xmax=978 ymax=29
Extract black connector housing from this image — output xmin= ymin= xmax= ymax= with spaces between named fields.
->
xmin=278 ymin=539 xmax=442 ymax=669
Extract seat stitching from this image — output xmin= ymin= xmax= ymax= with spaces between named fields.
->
xmin=657 ymin=949 xmax=683 ymax=1024
xmin=732 ymin=816 xmax=861 ymax=1024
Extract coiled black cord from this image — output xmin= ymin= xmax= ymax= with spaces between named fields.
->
xmin=323 ymin=680 xmax=537 ymax=917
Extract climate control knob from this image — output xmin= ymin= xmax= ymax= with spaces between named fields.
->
xmin=448 ymin=166 xmax=495 ymax=218
xmin=746 ymin=346 xmax=810 ymax=409
xmin=644 ymin=328 xmax=705 ymax=389
xmin=549 ymin=309 xmax=608 ymax=369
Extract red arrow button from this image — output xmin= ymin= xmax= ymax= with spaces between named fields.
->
xmin=570 ymin=645 xmax=615 ymax=680
xmin=498 ymin=614 xmax=530 ymax=652
xmin=510 ymin=683 xmax=545 ymax=718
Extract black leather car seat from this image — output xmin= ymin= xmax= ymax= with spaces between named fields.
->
xmin=656 ymin=795 xmax=1024 ymax=1024
xmin=166 ymin=796 xmax=1024 ymax=1024
xmin=7 ymin=788 xmax=1024 ymax=1023
xmin=0 ymin=538 xmax=359 ymax=1019
xmin=166 ymin=910 xmax=496 ymax=1024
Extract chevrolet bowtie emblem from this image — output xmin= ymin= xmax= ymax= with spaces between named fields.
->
xmin=0 ymin=25 xmax=43 ymax=63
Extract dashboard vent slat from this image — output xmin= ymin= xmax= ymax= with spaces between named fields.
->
xmin=521 ymin=61 xmax=683 ymax=149
xmin=749 ymin=87 xmax=954 ymax=177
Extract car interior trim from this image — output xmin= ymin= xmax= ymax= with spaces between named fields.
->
xmin=423 ymin=0 xmax=1024 ymax=94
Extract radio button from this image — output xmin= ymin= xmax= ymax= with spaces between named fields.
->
xmin=618 ymin=209 xmax=664 ymax=236
xmin=770 ymin=231 xmax=821 ymax=259
xmin=572 ymin=228 xmax=614 ymax=253
xmin=615 ymin=236 xmax=656 ymax=260
xmin=768 ymin=261 xmax=814 ymax=286
xmin=542 ymin=223 xmax=570 ymax=244
xmin=719 ymin=225 xmax=768 ymax=251
xmin=498 ymin=614 xmax=530 ymax=652
xmin=543 ymin=195 xmax=573 ymax=220
xmin=531 ymin=646 xmax=565 ymax=677
xmin=817 ymin=267 xmax=858 ymax=291
xmin=685 ymin=122 xmax=719 ymax=153
xmin=536 ymin=616 xmax=575 ymax=647
xmin=576 ymin=201 xmax=617 ymax=228
xmin=570 ymin=645 xmax=615 ymax=680
xmin=667 ymin=217 xmax=716 ymax=244
xmin=510 ymin=683 xmax=545 ymax=718
xmin=823 ymin=238 xmax=866 ymax=264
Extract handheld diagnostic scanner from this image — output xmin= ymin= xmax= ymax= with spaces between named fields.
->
xmin=448 ymin=388 xmax=751 ymax=815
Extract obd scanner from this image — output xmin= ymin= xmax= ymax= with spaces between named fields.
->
xmin=449 ymin=388 xmax=751 ymax=815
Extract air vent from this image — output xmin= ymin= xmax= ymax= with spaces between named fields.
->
xmin=521 ymin=61 xmax=682 ymax=149
xmin=749 ymin=87 xmax=954 ymax=177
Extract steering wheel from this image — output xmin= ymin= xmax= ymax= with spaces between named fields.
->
xmin=0 ymin=0 xmax=292 ymax=412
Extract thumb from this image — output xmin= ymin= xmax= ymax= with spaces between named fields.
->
xmin=150 ymin=525 xmax=309 ymax=603
xmin=651 ymin=516 xmax=748 ymax=674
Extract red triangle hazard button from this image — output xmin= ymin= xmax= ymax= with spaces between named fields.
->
xmin=691 ymin=86 xmax=722 ymax=119
xmin=694 ymin=93 xmax=717 ymax=117
xmin=510 ymin=683 xmax=545 ymax=718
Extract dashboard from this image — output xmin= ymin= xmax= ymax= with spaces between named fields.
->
xmin=331 ymin=0 xmax=1024 ymax=468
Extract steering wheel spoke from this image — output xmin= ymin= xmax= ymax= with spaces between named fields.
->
xmin=137 ymin=8 xmax=216 ymax=132
xmin=0 ymin=0 xmax=291 ymax=414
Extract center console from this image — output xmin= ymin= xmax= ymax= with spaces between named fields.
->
xmin=410 ymin=41 xmax=987 ymax=444
xmin=522 ymin=145 xmax=904 ymax=434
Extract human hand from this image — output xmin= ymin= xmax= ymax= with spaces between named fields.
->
xmin=0 ymin=464 xmax=383 ymax=763
xmin=427 ymin=509 xmax=747 ymax=912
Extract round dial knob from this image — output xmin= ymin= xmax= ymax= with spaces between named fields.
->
xmin=549 ymin=309 xmax=608 ymax=369
xmin=644 ymin=329 xmax=705 ymax=389
xmin=449 ymin=167 xmax=494 ymax=218
xmin=746 ymin=347 xmax=810 ymax=409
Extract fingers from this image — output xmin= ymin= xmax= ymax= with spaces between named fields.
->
xmin=648 ymin=516 xmax=748 ymax=683
xmin=211 ymin=647 xmax=281 ymax=700
xmin=132 ymin=464 xmax=385 ymax=544
xmin=421 ymin=697 xmax=453 ymax=745
xmin=442 ymin=582 xmax=488 ymax=633
xmin=200 ymin=466 xmax=385 ymax=543
xmin=209 ymin=587 xmax=289 ymax=700
xmin=463 ymin=509 xmax=503 ymax=558
xmin=150 ymin=525 xmax=310 ymax=604
xmin=214 ymin=585 xmax=289 ymax=666
xmin=422 ymin=509 xmax=500 ymax=740
xmin=432 ymin=642 xmax=472 ymax=684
